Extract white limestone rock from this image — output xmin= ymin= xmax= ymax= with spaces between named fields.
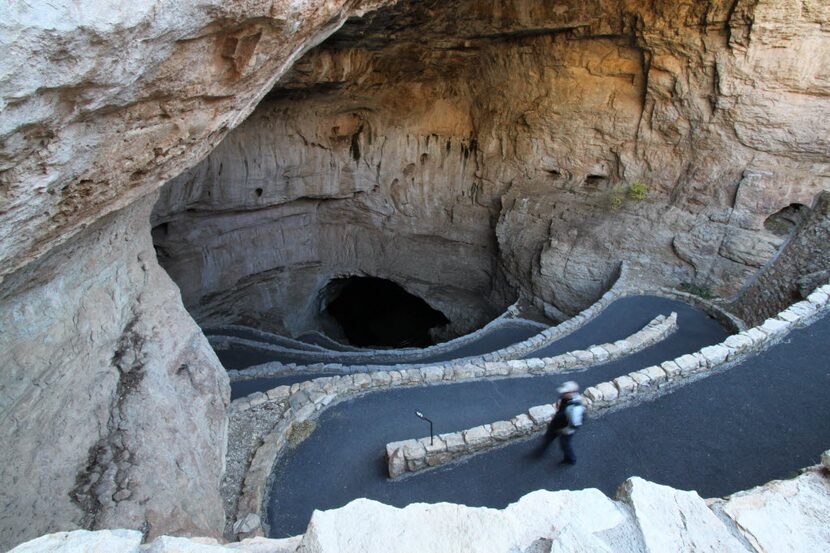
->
xmin=807 ymin=291 xmax=829 ymax=306
xmin=528 ymin=404 xmax=556 ymax=425
xmin=298 ymin=488 xmax=628 ymax=553
xmin=723 ymin=334 xmax=753 ymax=353
xmin=8 ymin=530 xmax=142 ymax=553
xmin=642 ymin=365 xmax=668 ymax=384
xmin=588 ymin=346 xmax=610 ymax=362
xmin=761 ymin=318 xmax=790 ymax=336
xmin=660 ymin=360 xmax=682 ymax=378
xmin=440 ymin=432 xmax=466 ymax=453
xmin=233 ymin=513 xmax=262 ymax=539
xmin=512 ymin=414 xmax=534 ymax=434
xmin=595 ymin=381 xmax=619 ymax=401
xmin=618 ymin=477 xmax=748 ymax=552
xmin=145 ymin=536 xmax=233 ymax=552
xmin=226 ymin=536 xmax=302 ymax=553
xmin=700 ymin=344 xmax=730 ymax=366
xmin=629 ymin=370 xmax=652 ymax=387
xmin=386 ymin=446 xmax=406 ymax=478
xmin=491 ymin=420 xmax=517 ymax=441
xmin=718 ymin=469 xmax=830 ymax=553
xmin=583 ymin=386 xmax=602 ymax=402
xmin=463 ymin=425 xmax=492 ymax=449
xmin=613 ymin=375 xmax=637 ymax=396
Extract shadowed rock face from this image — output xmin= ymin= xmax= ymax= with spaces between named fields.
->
xmin=1 ymin=0 xmax=829 ymax=550
xmin=154 ymin=0 xmax=830 ymax=327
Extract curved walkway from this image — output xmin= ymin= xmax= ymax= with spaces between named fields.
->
xmin=227 ymin=296 xmax=702 ymax=399
xmin=263 ymin=298 xmax=730 ymax=536
xmin=215 ymin=320 xmax=546 ymax=370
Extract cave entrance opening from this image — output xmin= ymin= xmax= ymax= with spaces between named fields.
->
xmin=321 ymin=276 xmax=449 ymax=348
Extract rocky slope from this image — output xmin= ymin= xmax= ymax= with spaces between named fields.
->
xmin=0 ymin=196 xmax=230 ymax=548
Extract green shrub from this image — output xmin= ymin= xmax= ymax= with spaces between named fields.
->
xmin=678 ymin=282 xmax=714 ymax=299
xmin=608 ymin=186 xmax=626 ymax=210
xmin=628 ymin=181 xmax=649 ymax=200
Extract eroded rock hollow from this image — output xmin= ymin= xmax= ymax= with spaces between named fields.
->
xmin=1 ymin=0 xmax=829 ymax=550
xmin=153 ymin=0 xmax=830 ymax=339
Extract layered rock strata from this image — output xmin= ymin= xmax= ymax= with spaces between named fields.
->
xmin=154 ymin=0 xmax=830 ymax=328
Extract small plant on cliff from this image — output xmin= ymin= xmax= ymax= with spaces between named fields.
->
xmin=678 ymin=282 xmax=714 ymax=299
xmin=608 ymin=186 xmax=626 ymax=210
xmin=628 ymin=181 xmax=649 ymax=201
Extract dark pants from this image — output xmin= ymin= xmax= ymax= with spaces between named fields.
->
xmin=536 ymin=423 xmax=576 ymax=464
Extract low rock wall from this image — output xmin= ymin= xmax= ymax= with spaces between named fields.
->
xmin=226 ymin=262 xmax=742 ymax=383
xmin=227 ymin=263 xmax=636 ymax=382
xmin=230 ymin=312 xmax=677 ymax=536
xmin=732 ymin=191 xmax=830 ymax=326
xmin=386 ymin=282 xmax=830 ymax=478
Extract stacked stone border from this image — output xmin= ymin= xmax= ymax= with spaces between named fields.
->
xmin=385 ymin=283 xmax=830 ymax=479
xmin=229 ymin=312 xmax=677 ymax=537
xmin=225 ymin=262 xmax=741 ymax=383
xmin=225 ymin=263 xmax=630 ymax=382
xmin=211 ymin=302 xmax=548 ymax=362
xmin=212 ymin=315 xmax=546 ymax=369
xmin=207 ymin=325 xmax=337 ymax=353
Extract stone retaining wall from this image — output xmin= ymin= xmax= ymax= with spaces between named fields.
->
xmin=732 ymin=191 xmax=830 ymax=326
xmin=220 ymin=264 xmax=627 ymax=372
xmin=385 ymin=282 xmax=830 ymax=478
xmin=230 ymin=312 xmax=677 ymax=537
xmin=226 ymin=262 xmax=742 ymax=383
xmin=227 ymin=263 xmax=635 ymax=382
xmin=212 ymin=317 xmax=546 ymax=368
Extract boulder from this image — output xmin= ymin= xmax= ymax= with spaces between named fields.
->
xmin=618 ymin=477 xmax=748 ymax=552
xmin=298 ymin=488 xmax=628 ymax=553
xmin=718 ymin=469 xmax=830 ymax=553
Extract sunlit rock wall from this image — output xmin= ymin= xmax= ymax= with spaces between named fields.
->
xmin=156 ymin=0 xmax=830 ymax=319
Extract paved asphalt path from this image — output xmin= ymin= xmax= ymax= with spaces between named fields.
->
xmin=265 ymin=297 xmax=733 ymax=536
xmin=217 ymin=322 xmax=546 ymax=371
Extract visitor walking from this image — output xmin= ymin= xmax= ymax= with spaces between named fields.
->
xmin=535 ymin=381 xmax=585 ymax=465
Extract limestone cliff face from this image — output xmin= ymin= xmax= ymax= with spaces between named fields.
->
xmin=1 ymin=0 xmax=829 ymax=550
xmin=155 ymin=0 xmax=830 ymax=324
xmin=0 ymin=0 xmax=390 ymax=285
xmin=0 ymin=196 xmax=230 ymax=549
xmin=152 ymin=98 xmax=509 ymax=337
xmin=0 ymin=1 xmax=394 ymax=549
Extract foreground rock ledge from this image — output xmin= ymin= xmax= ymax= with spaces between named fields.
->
xmin=12 ymin=457 xmax=830 ymax=553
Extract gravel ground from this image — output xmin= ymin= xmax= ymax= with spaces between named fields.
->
xmin=220 ymin=400 xmax=289 ymax=539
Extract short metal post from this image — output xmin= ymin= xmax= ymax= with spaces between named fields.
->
xmin=415 ymin=410 xmax=434 ymax=445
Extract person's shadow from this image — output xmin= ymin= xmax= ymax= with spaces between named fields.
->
xmin=529 ymin=423 xmax=556 ymax=459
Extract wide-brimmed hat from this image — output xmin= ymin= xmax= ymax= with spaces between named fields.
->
xmin=557 ymin=381 xmax=579 ymax=394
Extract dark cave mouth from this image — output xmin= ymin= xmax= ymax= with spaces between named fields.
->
xmin=321 ymin=276 xmax=450 ymax=348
